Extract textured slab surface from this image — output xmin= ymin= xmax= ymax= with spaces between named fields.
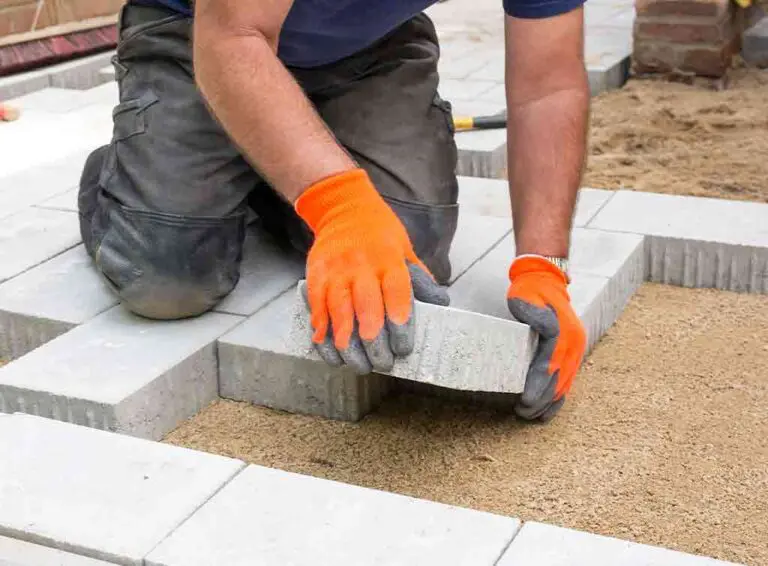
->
xmin=497 ymin=522 xmax=742 ymax=566
xmin=0 ymin=535 xmax=116 ymax=566
xmin=589 ymin=190 xmax=768 ymax=292
xmin=0 ymin=208 xmax=80 ymax=284
xmin=0 ymin=306 xmax=242 ymax=439
xmin=448 ymin=211 xmax=511 ymax=283
xmin=0 ymin=245 xmax=116 ymax=360
xmin=289 ymin=283 xmax=536 ymax=393
xmin=451 ymin=100 xmax=507 ymax=179
xmin=146 ymin=464 xmax=520 ymax=566
xmin=0 ymin=414 xmax=244 ymax=566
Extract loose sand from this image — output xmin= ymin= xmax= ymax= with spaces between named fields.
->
xmin=585 ymin=65 xmax=768 ymax=203
xmin=165 ymin=284 xmax=768 ymax=566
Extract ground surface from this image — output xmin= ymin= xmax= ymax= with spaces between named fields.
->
xmin=166 ymin=284 xmax=768 ymax=566
xmin=585 ymin=66 xmax=768 ymax=202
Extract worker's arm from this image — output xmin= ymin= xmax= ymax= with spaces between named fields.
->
xmin=193 ymin=0 xmax=448 ymax=374
xmin=503 ymin=6 xmax=589 ymax=422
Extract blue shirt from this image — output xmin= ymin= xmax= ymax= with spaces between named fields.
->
xmin=138 ymin=0 xmax=585 ymax=68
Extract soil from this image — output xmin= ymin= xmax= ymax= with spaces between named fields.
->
xmin=165 ymin=284 xmax=768 ymax=566
xmin=584 ymin=65 xmax=768 ymax=203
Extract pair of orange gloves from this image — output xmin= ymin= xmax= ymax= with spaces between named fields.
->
xmin=296 ymin=168 xmax=586 ymax=422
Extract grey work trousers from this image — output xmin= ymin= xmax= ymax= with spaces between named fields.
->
xmin=78 ymin=2 xmax=460 ymax=320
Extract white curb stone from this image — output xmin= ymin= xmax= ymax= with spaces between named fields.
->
xmin=0 ymin=208 xmax=81 ymax=284
xmin=588 ymin=190 xmax=768 ymax=293
xmin=0 ymin=245 xmax=116 ymax=360
xmin=0 ymin=414 xmax=245 ymax=566
xmin=0 ymin=535 xmax=116 ymax=566
xmin=0 ymin=306 xmax=242 ymax=440
xmin=496 ymin=522 xmax=743 ymax=566
xmin=146 ymin=464 xmax=521 ymax=566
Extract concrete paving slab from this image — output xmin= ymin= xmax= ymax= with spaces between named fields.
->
xmin=456 ymin=178 xmax=614 ymax=227
xmin=0 ymin=414 xmax=245 ymax=566
xmin=98 ymin=65 xmax=116 ymax=82
xmin=146 ymin=463 xmax=521 ymax=566
xmin=213 ymin=223 xmax=304 ymax=316
xmin=588 ymin=190 xmax=768 ymax=292
xmin=497 ymin=522 xmax=742 ymax=566
xmin=0 ymin=151 xmax=88 ymax=219
xmin=218 ymin=288 xmax=393 ymax=421
xmin=0 ymin=69 xmax=51 ymax=101
xmin=0 ymin=306 xmax=242 ymax=439
xmin=0 ymin=245 xmax=116 ymax=360
xmin=78 ymin=82 xmax=119 ymax=107
xmin=0 ymin=208 xmax=81 ymax=284
xmin=451 ymin=100 xmax=507 ymax=178
xmin=448 ymin=211 xmax=511 ymax=283
xmin=0 ymin=535 xmax=116 ymax=566
xmin=48 ymin=52 xmax=117 ymax=90
xmin=288 ymin=282 xmax=536 ymax=393
xmin=743 ymin=16 xmax=768 ymax=67
xmin=585 ymin=25 xmax=633 ymax=95
xmin=7 ymin=88 xmax=90 ymax=114
xmin=439 ymin=78 xmax=499 ymax=102
xmin=35 ymin=187 xmax=78 ymax=212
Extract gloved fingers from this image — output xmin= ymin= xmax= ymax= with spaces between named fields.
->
xmin=506 ymin=299 xmax=559 ymax=339
xmin=306 ymin=271 xmax=331 ymax=344
xmin=337 ymin=322 xmax=374 ymax=375
xmin=382 ymin=264 xmax=416 ymax=357
xmin=408 ymin=262 xmax=450 ymax=307
xmin=300 ymin=283 xmax=343 ymax=367
xmin=352 ymin=272 xmax=394 ymax=372
xmin=537 ymin=396 xmax=566 ymax=423
xmin=515 ymin=371 xmax=558 ymax=421
xmin=327 ymin=279 xmax=374 ymax=374
xmin=521 ymin=335 xmax=558 ymax=407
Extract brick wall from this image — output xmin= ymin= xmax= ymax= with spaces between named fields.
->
xmin=0 ymin=0 xmax=123 ymax=39
xmin=633 ymin=0 xmax=745 ymax=77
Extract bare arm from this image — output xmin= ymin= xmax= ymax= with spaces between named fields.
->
xmin=504 ymin=8 xmax=589 ymax=257
xmin=193 ymin=0 xmax=356 ymax=203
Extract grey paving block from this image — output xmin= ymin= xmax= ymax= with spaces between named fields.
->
xmin=218 ymin=288 xmax=392 ymax=421
xmin=0 ymin=306 xmax=242 ymax=440
xmin=439 ymin=78 xmax=499 ymax=102
xmin=497 ymin=521 xmax=742 ymax=565
xmin=7 ymin=88 xmax=90 ymax=114
xmin=449 ymin=211 xmax=511 ymax=283
xmin=743 ymin=16 xmax=768 ymax=67
xmin=456 ymin=178 xmax=615 ymax=227
xmin=589 ymin=190 xmax=768 ymax=293
xmin=450 ymin=100 xmax=507 ymax=178
xmin=98 ymin=65 xmax=116 ymax=82
xmin=48 ymin=52 xmax=117 ymax=90
xmin=0 ymin=535 xmax=115 ymax=566
xmin=0 ymin=151 xmax=88 ymax=219
xmin=213 ymin=222 xmax=304 ymax=316
xmin=0 ymin=208 xmax=81 ymax=284
xmin=0 ymin=414 xmax=245 ymax=566
xmin=146 ymin=463 xmax=521 ymax=566
xmin=35 ymin=187 xmax=78 ymax=212
xmin=0 ymin=68 xmax=51 ymax=100
xmin=289 ymin=282 xmax=536 ymax=393
xmin=585 ymin=25 xmax=632 ymax=95
xmin=0 ymin=245 xmax=116 ymax=360
xmin=78 ymin=82 xmax=119 ymax=107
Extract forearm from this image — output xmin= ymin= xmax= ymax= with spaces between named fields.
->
xmin=194 ymin=33 xmax=356 ymax=203
xmin=507 ymin=82 xmax=589 ymax=257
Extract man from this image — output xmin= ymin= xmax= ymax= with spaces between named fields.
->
xmin=78 ymin=0 xmax=588 ymax=422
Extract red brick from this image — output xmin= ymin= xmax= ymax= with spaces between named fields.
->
xmin=632 ymin=41 xmax=683 ymax=74
xmin=634 ymin=17 xmax=735 ymax=43
xmin=635 ymin=0 xmax=730 ymax=18
xmin=681 ymin=36 xmax=740 ymax=76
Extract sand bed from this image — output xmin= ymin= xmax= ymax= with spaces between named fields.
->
xmin=585 ymin=65 xmax=768 ymax=203
xmin=165 ymin=284 xmax=768 ymax=566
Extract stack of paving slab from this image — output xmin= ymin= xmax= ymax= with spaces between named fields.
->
xmin=426 ymin=0 xmax=635 ymax=178
xmin=0 ymin=413 xmax=746 ymax=565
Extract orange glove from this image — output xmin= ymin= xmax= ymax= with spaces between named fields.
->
xmin=295 ymin=168 xmax=449 ymax=374
xmin=506 ymin=255 xmax=586 ymax=422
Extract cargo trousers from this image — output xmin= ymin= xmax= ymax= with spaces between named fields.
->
xmin=78 ymin=2 xmax=460 ymax=320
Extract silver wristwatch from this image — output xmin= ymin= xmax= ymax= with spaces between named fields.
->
xmin=543 ymin=256 xmax=570 ymax=282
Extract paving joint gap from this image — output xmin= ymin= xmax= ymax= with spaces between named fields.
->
xmin=581 ymin=189 xmax=618 ymax=227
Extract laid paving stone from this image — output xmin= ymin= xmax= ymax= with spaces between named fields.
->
xmin=0 ymin=67 xmax=51 ymax=100
xmin=448 ymin=211 xmax=511 ymax=283
xmin=589 ymin=190 xmax=768 ymax=293
xmin=35 ymin=187 xmax=78 ymax=212
xmin=0 ymin=306 xmax=242 ymax=440
xmin=0 ymin=208 xmax=81 ymax=284
xmin=146 ymin=464 xmax=521 ymax=566
xmin=0 ymin=535 xmax=115 ymax=566
xmin=585 ymin=25 xmax=632 ymax=95
xmin=0 ymin=414 xmax=245 ymax=566
xmin=98 ymin=65 xmax=116 ymax=82
xmin=439 ymin=78 xmax=499 ymax=102
xmin=48 ymin=52 xmax=116 ymax=90
xmin=451 ymin=100 xmax=507 ymax=178
xmin=7 ymin=88 xmax=90 ymax=114
xmin=289 ymin=282 xmax=536 ymax=393
xmin=219 ymin=288 xmax=393 ymax=421
xmin=213 ymin=223 xmax=304 ymax=317
xmin=0 ymin=245 xmax=116 ymax=360
xmin=0 ymin=151 xmax=89 ymax=219
xmin=496 ymin=522 xmax=742 ymax=565
xmin=742 ymin=16 xmax=768 ymax=67
xmin=457 ymin=178 xmax=615 ymax=228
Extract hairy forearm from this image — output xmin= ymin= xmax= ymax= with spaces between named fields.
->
xmin=507 ymin=82 xmax=589 ymax=257
xmin=194 ymin=33 xmax=356 ymax=203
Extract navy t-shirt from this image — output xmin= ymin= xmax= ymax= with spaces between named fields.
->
xmin=138 ymin=0 xmax=585 ymax=68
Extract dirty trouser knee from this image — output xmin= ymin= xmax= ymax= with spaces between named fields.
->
xmin=294 ymin=13 xmax=460 ymax=285
xmin=78 ymin=4 xmax=255 ymax=320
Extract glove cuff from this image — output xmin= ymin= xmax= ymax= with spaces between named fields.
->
xmin=294 ymin=168 xmax=382 ymax=233
xmin=509 ymin=255 xmax=569 ymax=286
